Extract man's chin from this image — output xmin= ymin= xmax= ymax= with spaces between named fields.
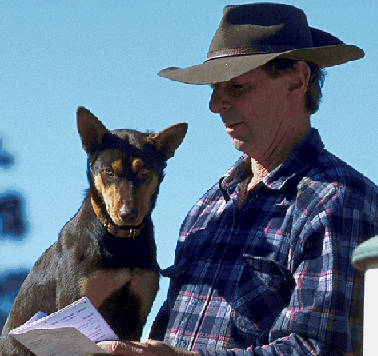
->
xmin=232 ymin=138 xmax=247 ymax=154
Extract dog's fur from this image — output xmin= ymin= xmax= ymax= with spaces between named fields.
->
xmin=0 ymin=107 xmax=188 ymax=355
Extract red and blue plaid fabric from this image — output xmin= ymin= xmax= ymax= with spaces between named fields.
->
xmin=151 ymin=129 xmax=378 ymax=355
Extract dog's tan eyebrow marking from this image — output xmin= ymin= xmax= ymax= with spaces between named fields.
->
xmin=112 ymin=160 xmax=123 ymax=174
xmin=132 ymin=158 xmax=145 ymax=173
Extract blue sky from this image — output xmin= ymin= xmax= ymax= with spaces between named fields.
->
xmin=1 ymin=0 xmax=378 ymax=341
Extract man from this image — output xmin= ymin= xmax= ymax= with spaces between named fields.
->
xmin=99 ymin=3 xmax=378 ymax=355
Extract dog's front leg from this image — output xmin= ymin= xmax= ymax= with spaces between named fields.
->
xmin=56 ymin=250 xmax=83 ymax=309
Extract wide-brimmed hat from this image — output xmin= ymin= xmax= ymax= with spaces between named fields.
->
xmin=159 ymin=3 xmax=364 ymax=85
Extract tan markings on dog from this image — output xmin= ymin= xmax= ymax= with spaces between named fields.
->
xmin=91 ymin=196 xmax=105 ymax=225
xmin=132 ymin=158 xmax=144 ymax=173
xmin=128 ymin=268 xmax=159 ymax=321
xmin=79 ymin=268 xmax=158 ymax=321
xmin=79 ymin=269 xmax=132 ymax=309
xmin=93 ymin=165 xmax=161 ymax=227
xmin=132 ymin=157 xmax=156 ymax=181
xmin=112 ymin=160 xmax=123 ymax=175
xmin=94 ymin=173 xmax=132 ymax=226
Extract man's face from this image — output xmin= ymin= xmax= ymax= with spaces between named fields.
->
xmin=209 ymin=67 xmax=296 ymax=162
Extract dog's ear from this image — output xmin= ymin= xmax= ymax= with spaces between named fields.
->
xmin=77 ymin=107 xmax=109 ymax=154
xmin=150 ymin=123 xmax=188 ymax=159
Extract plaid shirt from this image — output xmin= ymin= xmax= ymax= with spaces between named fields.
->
xmin=151 ymin=129 xmax=378 ymax=356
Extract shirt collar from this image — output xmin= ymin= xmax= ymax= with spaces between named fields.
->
xmin=220 ymin=128 xmax=325 ymax=194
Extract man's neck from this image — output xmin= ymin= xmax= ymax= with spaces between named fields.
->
xmin=248 ymin=124 xmax=311 ymax=191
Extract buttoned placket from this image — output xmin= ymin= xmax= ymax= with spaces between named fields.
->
xmin=187 ymin=196 xmax=237 ymax=350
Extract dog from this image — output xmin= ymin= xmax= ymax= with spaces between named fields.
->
xmin=0 ymin=107 xmax=188 ymax=355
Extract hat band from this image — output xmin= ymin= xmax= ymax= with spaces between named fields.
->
xmin=207 ymin=47 xmax=264 ymax=61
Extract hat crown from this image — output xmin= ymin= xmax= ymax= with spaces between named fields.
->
xmin=208 ymin=3 xmax=341 ymax=58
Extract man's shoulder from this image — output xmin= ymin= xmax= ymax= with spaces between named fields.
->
xmin=304 ymin=148 xmax=378 ymax=206
xmin=313 ymin=148 xmax=376 ymax=186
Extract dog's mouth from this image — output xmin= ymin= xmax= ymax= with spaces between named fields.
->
xmin=106 ymin=219 xmax=146 ymax=239
xmin=113 ymin=219 xmax=145 ymax=230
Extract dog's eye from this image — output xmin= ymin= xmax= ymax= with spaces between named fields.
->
xmin=139 ymin=167 xmax=150 ymax=178
xmin=103 ymin=168 xmax=115 ymax=176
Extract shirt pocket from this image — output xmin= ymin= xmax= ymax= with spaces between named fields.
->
xmin=230 ymin=254 xmax=295 ymax=348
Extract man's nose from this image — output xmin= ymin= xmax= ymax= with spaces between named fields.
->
xmin=209 ymin=85 xmax=232 ymax=114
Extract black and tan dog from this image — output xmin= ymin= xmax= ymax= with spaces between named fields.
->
xmin=0 ymin=107 xmax=188 ymax=355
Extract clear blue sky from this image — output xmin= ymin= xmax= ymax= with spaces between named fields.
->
xmin=1 ymin=0 xmax=378 ymax=340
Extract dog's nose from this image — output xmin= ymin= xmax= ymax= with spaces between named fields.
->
xmin=120 ymin=206 xmax=139 ymax=220
xmin=130 ymin=209 xmax=139 ymax=217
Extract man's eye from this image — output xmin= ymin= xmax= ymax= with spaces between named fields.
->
xmin=232 ymin=82 xmax=253 ymax=91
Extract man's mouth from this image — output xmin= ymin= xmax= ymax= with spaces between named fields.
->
xmin=226 ymin=122 xmax=243 ymax=134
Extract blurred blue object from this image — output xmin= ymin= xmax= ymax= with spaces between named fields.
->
xmin=0 ymin=269 xmax=29 ymax=331
xmin=0 ymin=139 xmax=14 ymax=169
xmin=0 ymin=192 xmax=27 ymax=239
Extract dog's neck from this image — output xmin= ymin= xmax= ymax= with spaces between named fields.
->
xmin=90 ymin=197 xmax=145 ymax=238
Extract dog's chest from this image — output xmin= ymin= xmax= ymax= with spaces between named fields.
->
xmin=78 ymin=268 xmax=159 ymax=321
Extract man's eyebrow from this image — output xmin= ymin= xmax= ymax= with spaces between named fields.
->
xmin=230 ymin=77 xmax=263 ymax=86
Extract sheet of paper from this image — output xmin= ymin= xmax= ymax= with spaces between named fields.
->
xmin=22 ymin=311 xmax=49 ymax=327
xmin=10 ymin=297 xmax=119 ymax=342
xmin=11 ymin=327 xmax=107 ymax=356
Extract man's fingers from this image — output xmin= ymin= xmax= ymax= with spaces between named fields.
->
xmin=97 ymin=341 xmax=145 ymax=355
xmin=96 ymin=340 xmax=195 ymax=356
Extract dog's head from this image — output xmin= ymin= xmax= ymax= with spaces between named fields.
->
xmin=77 ymin=107 xmax=188 ymax=237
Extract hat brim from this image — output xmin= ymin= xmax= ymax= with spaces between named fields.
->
xmin=158 ymin=44 xmax=364 ymax=85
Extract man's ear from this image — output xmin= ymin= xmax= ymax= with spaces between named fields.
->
xmin=287 ymin=61 xmax=311 ymax=96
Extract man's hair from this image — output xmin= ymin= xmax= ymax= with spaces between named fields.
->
xmin=262 ymin=58 xmax=326 ymax=114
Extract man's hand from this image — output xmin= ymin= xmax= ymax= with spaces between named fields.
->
xmin=97 ymin=340 xmax=201 ymax=356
